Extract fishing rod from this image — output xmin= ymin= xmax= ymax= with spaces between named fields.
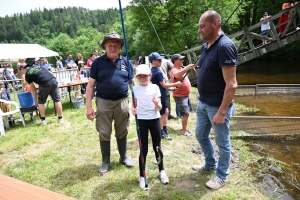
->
xmin=118 ymin=0 xmax=163 ymax=190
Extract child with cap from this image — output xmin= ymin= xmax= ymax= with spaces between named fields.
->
xmin=131 ymin=64 xmax=169 ymax=190
xmin=149 ymin=52 xmax=181 ymax=141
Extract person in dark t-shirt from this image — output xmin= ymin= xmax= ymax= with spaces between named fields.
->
xmin=20 ymin=64 xmax=63 ymax=124
xmin=193 ymin=10 xmax=238 ymax=190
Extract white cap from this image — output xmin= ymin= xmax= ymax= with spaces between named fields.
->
xmin=135 ymin=64 xmax=151 ymax=76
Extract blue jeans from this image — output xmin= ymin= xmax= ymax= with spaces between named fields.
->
xmin=195 ymin=100 xmax=234 ymax=180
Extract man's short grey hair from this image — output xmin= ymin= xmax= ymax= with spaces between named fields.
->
xmin=205 ymin=10 xmax=222 ymax=26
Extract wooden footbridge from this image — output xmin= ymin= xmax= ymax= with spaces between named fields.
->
xmin=180 ymin=4 xmax=300 ymax=85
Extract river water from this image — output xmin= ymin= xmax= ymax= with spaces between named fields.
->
xmin=233 ymin=60 xmax=300 ymax=199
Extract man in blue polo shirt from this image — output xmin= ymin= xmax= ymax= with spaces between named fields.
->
xmin=85 ymin=32 xmax=135 ymax=174
xmin=192 ymin=10 xmax=238 ymax=190
xmin=65 ymin=54 xmax=77 ymax=70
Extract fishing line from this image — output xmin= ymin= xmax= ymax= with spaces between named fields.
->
xmin=141 ymin=3 xmax=167 ymax=55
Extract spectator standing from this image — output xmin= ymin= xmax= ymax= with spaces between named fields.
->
xmin=86 ymin=53 xmax=96 ymax=77
xmin=75 ymin=53 xmax=83 ymax=67
xmin=20 ymin=64 xmax=64 ymax=124
xmin=2 ymin=65 xmax=14 ymax=91
xmin=149 ymin=52 xmax=181 ymax=141
xmin=169 ymin=54 xmax=194 ymax=136
xmin=17 ymin=58 xmax=26 ymax=69
xmin=65 ymin=54 xmax=77 ymax=70
xmin=7 ymin=64 xmax=17 ymax=80
xmin=56 ymin=56 xmax=64 ymax=71
xmin=94 ymin=49 xmax=99 ymax=57
xmin=132 ymin=64 xmax=169 ymax=190
xmin=192 ymin=10 xmax=238 ymax=190
xmin=78 ymin=61 xmax=87 ymax=96
xmin=0 ymin=81 xmax=14 ymax=122
xmin=260 ymin=12 xmax=271 ymax=45
xmin=85 ymin=32 xmax=135 ymax=173
xmin=16 ymin=59 xmax=29 ymax=92
xmin=279 ymin=1 xmax=292 ymax=34
xmin=40 ymin=58 xmax=51 ymax=71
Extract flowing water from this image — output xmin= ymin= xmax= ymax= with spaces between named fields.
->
xmin=233 ymin=60 xmax=300 ymax=199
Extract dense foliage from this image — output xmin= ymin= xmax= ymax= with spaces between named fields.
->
xmin=0 ymin=0 xmax=299 ymax=63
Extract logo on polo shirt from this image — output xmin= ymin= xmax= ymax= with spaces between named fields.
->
xmin=121 ymin=64 xmax=127 ymax=71
xmin=224 ymin=59 xmax=236 ymax=64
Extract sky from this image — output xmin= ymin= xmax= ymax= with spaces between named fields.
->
xmin=0 ymin=0 xmax=131 ymax=17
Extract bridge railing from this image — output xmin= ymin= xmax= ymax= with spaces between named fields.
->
xmin=179 ymin=3 xmax=300 ymax=64
xmin=180 ymin=3 xmax=300 ymax=85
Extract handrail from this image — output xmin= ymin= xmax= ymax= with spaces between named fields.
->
xmin=179 ymin=3 xmax=300 ymax=63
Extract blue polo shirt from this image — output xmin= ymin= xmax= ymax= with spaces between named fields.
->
xmin=151 ymin=66 xmax=165 ymax=102
xmin=65 ymin=59 xmax=75 ymax=65
xmin=90 ymin=54 xmax=133 ymax=100
xmin=197 ymin=33 xmax=237 ymax=107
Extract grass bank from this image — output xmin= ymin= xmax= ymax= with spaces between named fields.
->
xmin=0 ymin=88 xmax=269 ymax=199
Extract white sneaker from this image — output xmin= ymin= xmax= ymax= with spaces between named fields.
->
xmin=138 ymin=176 xmax=148 ymax=191
xmin=58 ymin=118 xmax=64 ymax=123
xmin=37 ymin=120 xmax=47 ymax=125
xmin=205 ymin=175 xmax=225 ymax=190
xmin=158 ymin=170 xmax=169 ymax=184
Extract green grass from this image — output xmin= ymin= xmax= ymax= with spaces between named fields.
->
xmin=0 ymin=88 xmax=270 ymax=200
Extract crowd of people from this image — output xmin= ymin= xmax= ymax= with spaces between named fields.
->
xmin=1 ymin=9 xmax=238 ymax=192
xmin=0 ymin=49 xmax=106 ymax=125
xmin=83 ymin=9 xmax=237 ymax=192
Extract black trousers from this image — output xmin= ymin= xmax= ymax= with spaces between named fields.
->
xmin=138 ymin=118 xmax=164 ymax=176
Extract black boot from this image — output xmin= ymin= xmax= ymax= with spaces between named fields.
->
xmin=117 ymin=138 xmax=134 ymax=167
xmin=99 ymin=141 xmax=110 ymax=173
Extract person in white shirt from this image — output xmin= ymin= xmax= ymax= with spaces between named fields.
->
xmin=131 ymin=64 xmax=169 ymax=191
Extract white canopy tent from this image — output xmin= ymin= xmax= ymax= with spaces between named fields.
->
xmin=0 ymin=44 xmax=59 ymax=63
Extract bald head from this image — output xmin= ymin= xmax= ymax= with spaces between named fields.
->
xmin=202 ymin=10 xmax=222 ymax=27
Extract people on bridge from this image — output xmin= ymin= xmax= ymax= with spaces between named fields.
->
xmin=260 ymin=12 xmax=271 ymax=45
xmin=279 ymin=1 xmax=292 ymax=34
xmin=193 ymin=10 xmax=238 ymax=190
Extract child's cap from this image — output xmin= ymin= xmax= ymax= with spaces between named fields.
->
xmin=135 ymin=64 xmax=151 ymax=76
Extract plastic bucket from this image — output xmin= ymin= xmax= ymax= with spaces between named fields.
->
xmin=17 ymin=92 xmax=35 ymax=108
xmin=72 ymin=97 xmax=84 ymax=109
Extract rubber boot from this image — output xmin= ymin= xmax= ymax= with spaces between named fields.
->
xmin=99 ymin=141 xmax=110 ymax=173
xmin=117 ymin=138 xmax=134 ymax=167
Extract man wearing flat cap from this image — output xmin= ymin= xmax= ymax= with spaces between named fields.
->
xmin=86 ymin=32 xmax=135 ymax=174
